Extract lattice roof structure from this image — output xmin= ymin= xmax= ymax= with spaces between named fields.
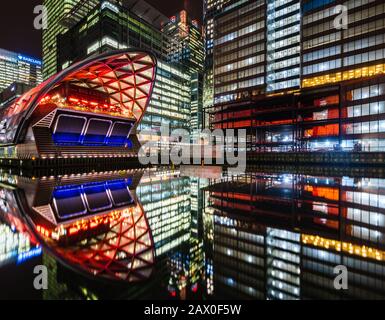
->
xmin=0 ymin=50 xmax=157 ymax=145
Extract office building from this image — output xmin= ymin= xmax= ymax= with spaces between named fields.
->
xmin=163 ymin=10 xmax=205 ymax=131
xmin=163 ymin=10 xmax=204 ymax=73
xmin=209 ymin=0 xmax=385 ymax=153
xmin=57 ymin=1 xmax=192 ymax=142
xmin=42 ymin=0 xmax=98 ymax=79
xmin=213 ymin=0 xmax=266 ymax=105
xmin=0 ymin=48 xmax=42 ymax=92
xmin=203 ymin=0 xmax=230 ymax=111
xmin=300 ymin=0 xmax=385 ymax=152
xmin=266 ymin=0 xmax=301 ymax=93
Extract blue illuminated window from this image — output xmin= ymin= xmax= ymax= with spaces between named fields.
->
xmin=107 ymin=179 xmax=134 ymax=206
xmin=53 ymin=115 xmax=86 ymax=145
xmin=107 ymin=122 xmax=134 ymax=147
xmin=53 ymin=186 xmax=87 ymax=219
xmin=82 ymin=119 xmax=112 ymax=145
xmin=83 ymin=183 xmax=113 ymax=213
xmin=52 ymin=179 xmax=135 ymax=218
xmin=303 ymin=0 xmax=335 ymax=13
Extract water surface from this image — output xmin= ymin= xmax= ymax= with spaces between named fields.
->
xmin=1 ymin=167 xmax=385 ymax=300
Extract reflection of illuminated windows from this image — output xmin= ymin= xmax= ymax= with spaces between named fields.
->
xmin=212 ymin=213 xmax=266 ymax=298
xmin=137 ymin=177 xmax=191 ymax=256
xmin=266 ymin=229 xmax=300 ymax=300
xmin=302 ymin=234 xmax=385 ymax=261
xmin=0 ymin=224 xmax=41 ymax=266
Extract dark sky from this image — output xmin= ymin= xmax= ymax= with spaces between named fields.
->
xmin=0 ymin=0 xmax=203 ymax=59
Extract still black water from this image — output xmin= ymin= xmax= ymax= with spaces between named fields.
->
xmin=1 ymin=166 xmax=385 ymax=300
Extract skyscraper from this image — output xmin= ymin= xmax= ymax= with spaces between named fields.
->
xmin=209 ymin=0 xmax=385 ymax=154
xmin=0 ymin=48 xmax=42 ymax=92
xmin=56 ymin=1 xmax=191 ymax=142
xmin=266 ymin=0 xmax=301 ymax=93
xmin=301 ymin=0 xmax=385 ymax=88
xmin=203 ymin=0 xmax=230 ymax=112
xmin=163 ymin=10 xmax=205 ymax=131
xmin=213 ymin=0 xmax=266 ymax=105
xmin=163 ymin=10 xmax=204 ymax=73
xmin=42 ymin=0 xmax=98 ymax=79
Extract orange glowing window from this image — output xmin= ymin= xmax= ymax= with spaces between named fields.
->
xmin=305 ymin=185 xmax=339 ymax=201
xmin=311 ymin=124 xmax=339 ymax=137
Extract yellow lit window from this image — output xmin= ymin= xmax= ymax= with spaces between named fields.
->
xmin=302 ymin=64 xmax=385 ymax=88
xmin=302 ymin=234 xmax=385 ymax=261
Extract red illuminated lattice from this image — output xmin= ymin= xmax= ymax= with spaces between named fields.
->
xmin=4 ymin=50 xmax=156 ymax=124
xmin=52 ymin=205 xmax=155 ymax=282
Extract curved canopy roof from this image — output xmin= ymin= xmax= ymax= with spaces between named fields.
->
xmin=2 ymin=49 xmax=157 ymax=144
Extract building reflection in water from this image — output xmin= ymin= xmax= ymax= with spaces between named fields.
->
xmin=0 ymin=168 xmax=207 ymax=300
xmin=0 ymin=170 xmax=155 ymax=284
xmin=136 ymin=171 xmax=208 ymax=300
xmin=1 ymin=168 xmax=385 ymax=300
xmin=206 ymin=172 xmax=385 ymax=300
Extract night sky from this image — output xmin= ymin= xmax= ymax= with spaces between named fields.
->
xmin=0 ymin=0 xmax=203 ymax=59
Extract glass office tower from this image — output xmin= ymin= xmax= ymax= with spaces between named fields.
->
xmin=209 ymin=0 xmax=385 ymax=153
xmin=42 ymin=0 xmax=81 ymax=79
xmin=0 ymin=48 xmax=42 ymax=92
xmin=57 ymin=1 xmax=191 ymax=140
xmin=266 ymin=0 xmax=301 ymax=93
xmin=203 ymin=0 xmax=230 ymax=124
xmin=163 ymin=10 xmax=205 ymax=131
xmin=213 ymin=0 xmax=266 ymax=105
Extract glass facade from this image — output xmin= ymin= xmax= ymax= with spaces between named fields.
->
xmin=137 ymin=172 xmax=192 ymax=257
xmin=203 ymin=0 xmax=230 ymax=121
xmin=266 ymin=0 xmax=301 ymax=92
xmin=42 ymin=0 xmax=83 ymax=79
xmin=302 ymin=0 xmax=385 ymax=88
xmin=205 ymin=172 xmax=385 ymax=299
xmin=57 ymin=2 xmax=194 ymax=146
xmin=213 ymin=0 xmax=266 ymax=104
xmin=2 ymin=167 xmax=385 ymax=300
xmin=162 ymin=10 xmax=205 ymax=131
xmin=0 ymin=48 xmax=42 ymax=92
xmin=210 ymin=0 xmax=385 ymax=153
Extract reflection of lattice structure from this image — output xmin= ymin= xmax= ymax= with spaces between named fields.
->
xmin=53 ymin=205 xmax=155 ymax=282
